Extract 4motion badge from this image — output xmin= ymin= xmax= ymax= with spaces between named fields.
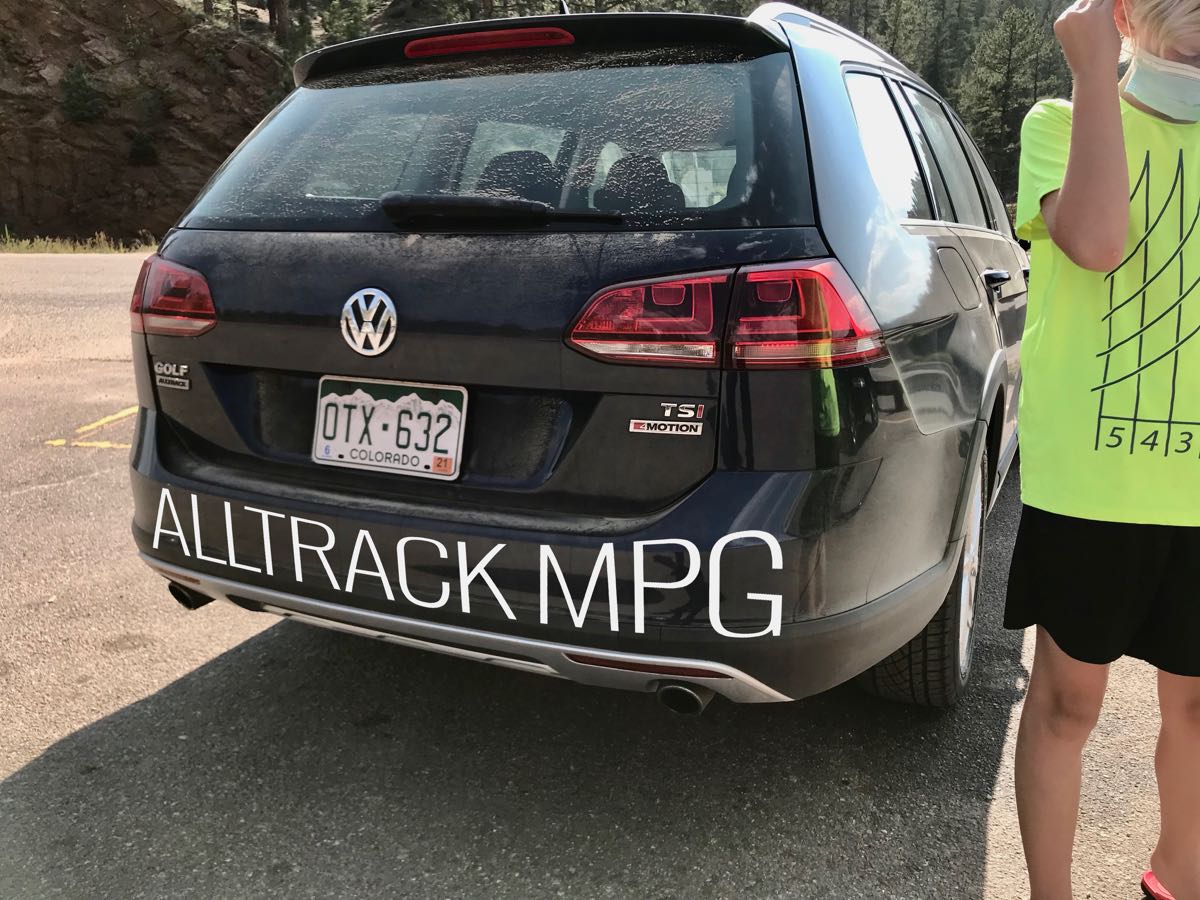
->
xmin=629 ymin=402 xmax=705 ymax=436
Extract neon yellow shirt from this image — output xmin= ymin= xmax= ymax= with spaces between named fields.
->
xmin=1016 ymin=97 xmax=1200 ymax=525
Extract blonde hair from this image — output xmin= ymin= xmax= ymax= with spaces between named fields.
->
xmin=1123 ymin=0 xmax=1200 ymax=55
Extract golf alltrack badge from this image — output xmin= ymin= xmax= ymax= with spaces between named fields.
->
xmin=154 ymin=361 xmax=191 ymax=391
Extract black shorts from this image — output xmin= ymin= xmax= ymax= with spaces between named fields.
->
xmin=1004 ymin=504 xmax=1200 ymax=677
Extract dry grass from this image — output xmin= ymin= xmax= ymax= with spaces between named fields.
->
xmin=0 ymin=228 xmax=157 ymax=254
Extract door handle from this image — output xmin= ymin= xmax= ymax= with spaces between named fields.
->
xmin=981 ymin=268 xmax=1011 ymax=299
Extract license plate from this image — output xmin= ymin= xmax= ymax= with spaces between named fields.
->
xmin=311 ymin=376 xmax=468 ymax=480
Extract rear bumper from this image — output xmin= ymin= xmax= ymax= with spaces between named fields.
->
xmin=138 ymin=536 xmax=960 ymax=703
xmin=144 ymin=554 xmax=789 ymax=702
xmin=131 ymin=404 xmax=965 ymax=702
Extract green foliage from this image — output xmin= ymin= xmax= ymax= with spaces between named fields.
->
xmin=283 ymin=23 xmax=315 ymax=61
xmin=121 ymin=9 xmax=153 ymax=54
xmin=954 ymin=5 xmax=1069 ymax=195
xmin=878 ymin=0 xmax=964 ymax=94
xmin=129 ymin=82 xmax=170 ymax=166
xmin=0 ymin=226 xmax=157 ymax=254
xmin=128 ymin=130 xmax=161 ymax=165
xmin=321 ymin=0 xmax=373 ymax=43
xmin=202 ymin=45 xmax=228 ymax=76
xmin=133 ymin=85 xmax=172 ymax=126
xmin=61 ymin=63 xmax=107 ymax=124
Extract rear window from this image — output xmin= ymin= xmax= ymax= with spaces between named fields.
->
xmin=182 ymin=46 xmax=812 ymax=232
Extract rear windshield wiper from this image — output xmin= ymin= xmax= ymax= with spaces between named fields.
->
xmin=380 ymin=192 xmax=624 ymax=227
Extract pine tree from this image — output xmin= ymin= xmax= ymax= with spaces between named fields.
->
xmin=954 ymin=5 xmax=1066 ymax=197
xmin=321 ymin=0 xmax=372 ymax=43
xmin=60 ymin=63 xmax=106 ymax=123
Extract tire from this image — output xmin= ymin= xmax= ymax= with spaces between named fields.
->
xmin=858 ymin=447 xmax=988 ymax=708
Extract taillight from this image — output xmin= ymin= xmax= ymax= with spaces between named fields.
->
xmin=566 ymin=271 xmax=731 ymax=366
xmin=727 ymin=260 xmax=887 ymax=369
xmin=404 ymin=27 xmax=574 ymax=59
xmin=129 ymin=256 xmax=152 ymax=334
xmin=565 ymin=260 xmax=887 ymax=369
xmin=130 ymin=255 xmax=216 ymax=337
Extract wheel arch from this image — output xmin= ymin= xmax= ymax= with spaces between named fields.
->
xmin=985 ymin=388 xmax=1006 ymax=506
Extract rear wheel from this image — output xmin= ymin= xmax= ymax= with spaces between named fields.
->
xmin=858 ymin=447 xmax=987 ymax=708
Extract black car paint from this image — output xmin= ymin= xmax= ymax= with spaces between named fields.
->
xmin=129 ymin=10 xmax=1026 ymax=701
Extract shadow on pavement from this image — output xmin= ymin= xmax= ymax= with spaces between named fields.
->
xmin=0 ymin=480 xmax=1030 ymax=900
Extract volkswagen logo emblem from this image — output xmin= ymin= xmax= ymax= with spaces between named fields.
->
xmin=341 ymin=288 xmax=397 ymax=357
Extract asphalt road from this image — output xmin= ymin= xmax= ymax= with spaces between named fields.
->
xmin=0 ymin=253 xmax=1163 ymax=900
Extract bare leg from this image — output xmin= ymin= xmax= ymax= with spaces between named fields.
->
xmin=1015 ymin=627 xmax=1110 ymax=900
xmin=1151 ymin=670 xmax=1200 ymax=900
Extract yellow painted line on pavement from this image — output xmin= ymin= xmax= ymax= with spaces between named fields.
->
xmin=74 ymin=405 xmax=138 ymax=436
xmin=70 ymin=440 xmax=132 ymax=449
xmin=43 ymin=404 xmax=138 ymax=450
xmin=44 ymin=438 xmax=131 ymax=449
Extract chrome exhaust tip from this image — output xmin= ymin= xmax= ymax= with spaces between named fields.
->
xmin=657 ymin=682 xmax=715 ymax=716
xmin=168 ymin=581 xmax=215 ymax=611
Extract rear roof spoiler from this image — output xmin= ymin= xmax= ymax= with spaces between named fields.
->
xmin=292 ymin=12 xmax=789 ymax=87
xmin=750 ymin=2 xmax=914 ymax=76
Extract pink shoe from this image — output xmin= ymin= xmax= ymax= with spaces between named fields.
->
xmin=1142 ymin=871 xmax=1177 ymax=900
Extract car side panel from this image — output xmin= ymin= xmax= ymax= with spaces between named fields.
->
xmin=785 ymin=26 xmax=1007 ymax=600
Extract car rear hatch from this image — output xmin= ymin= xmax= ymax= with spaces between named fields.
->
xmin=140 ymin=14 xmax=822 ymax=518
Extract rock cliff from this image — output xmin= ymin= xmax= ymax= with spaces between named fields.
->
xmin=0 ymin=0 xmax=287 ymax=240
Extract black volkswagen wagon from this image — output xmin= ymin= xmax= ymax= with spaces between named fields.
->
xmin=129 ymin=4 xmax=1027 ymax=713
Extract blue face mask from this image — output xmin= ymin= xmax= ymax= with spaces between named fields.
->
xmin=1126 ymin=48 xmax=1200 ymax=123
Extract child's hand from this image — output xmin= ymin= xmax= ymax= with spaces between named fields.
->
xmin=1054 ymin=0 xmax=1123 ymax=80
xmin=1041 ymin=0 xmax=1130 ymax=271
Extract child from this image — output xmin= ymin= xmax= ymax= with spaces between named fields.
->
xmin=1006 ymin=0 xmax=1200 ymax=897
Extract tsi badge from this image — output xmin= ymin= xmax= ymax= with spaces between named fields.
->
xmin=629 ymin=402 xmax=705 ymax=436
xmin=154 ymin=361 xmax=190 ymax=391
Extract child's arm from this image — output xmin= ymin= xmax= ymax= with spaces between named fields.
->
xmin=1042 ymin=0 xmax=1130 ymax=272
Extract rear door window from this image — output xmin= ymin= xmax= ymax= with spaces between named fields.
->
xmin=889 ymin=82 xmax=954 ymax=221
xmin=844 ymin=72 xmax=932 ymax=221
xmin=183 ymin=47 xmax=812 ymax=232
xmin=955 ymin=118 xmax=1013 ymax=234
xmin=902 ymin=87 xmax=990 ymax=230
